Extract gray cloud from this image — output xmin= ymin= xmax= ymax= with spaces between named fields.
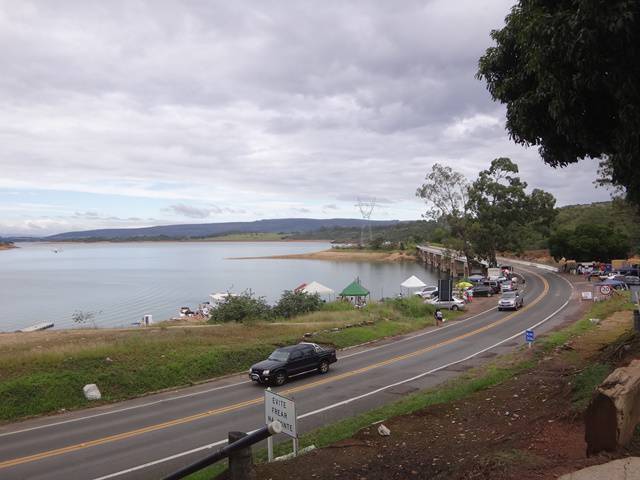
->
xmin=0 ymin=1 xmax=612 ymax=234
xmin=165 ymin=204 xmax=214 ymax=219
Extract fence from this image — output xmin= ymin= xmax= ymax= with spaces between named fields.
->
xmin=162 ymin=421 xmax=282 ymax=480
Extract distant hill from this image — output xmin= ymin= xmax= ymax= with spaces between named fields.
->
xmin=554 ymin=200 xmax=640 ymax=248
xmin=45 ymin=218 xmax=400 ymax=241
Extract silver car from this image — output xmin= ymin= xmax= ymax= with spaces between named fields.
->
xmin=426 ymin=296 xmax=466 ymax=311
xmin=498 ymin=291 xmax=523 ymax=311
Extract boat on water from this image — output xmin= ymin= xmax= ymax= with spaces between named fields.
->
xmin=210 ymin=292 xmax=238 ymax=305
xmin=19 ymin=322 xmax=55 ymax=332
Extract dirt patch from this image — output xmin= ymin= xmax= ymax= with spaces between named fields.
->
xmin=229 ymin=249 xmax=418 ymax=262
xmin=253 ymin=313 xmax=639 ymax=480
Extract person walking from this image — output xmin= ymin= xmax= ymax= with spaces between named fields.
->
xmin=434 ymin=308 xmax=444 ymax=327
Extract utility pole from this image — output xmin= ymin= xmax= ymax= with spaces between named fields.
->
xmin=355 ymin=197 xmax=376 ymax=246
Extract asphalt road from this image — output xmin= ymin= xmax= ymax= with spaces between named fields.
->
xmin=0 ymin=267 xmax=575 ymax=480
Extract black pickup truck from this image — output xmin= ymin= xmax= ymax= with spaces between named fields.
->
xmin=249 ymin=342 xmax=337 ymax=386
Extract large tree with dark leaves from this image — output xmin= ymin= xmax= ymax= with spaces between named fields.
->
xmin=477 ymin=0 xmax=640 ymax=206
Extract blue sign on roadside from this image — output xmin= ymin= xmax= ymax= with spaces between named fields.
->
xmin=525 ymin=329 xmax=535 ymax=343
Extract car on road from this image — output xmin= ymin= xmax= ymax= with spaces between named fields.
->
xmin=497 ymin=291 xmax=524 ymax=311
xmin=500 ymin=280 xmax=515 ymax=292
xmin=249 ymin=342 xmax=337 ymax=386
xmin=426 ymin=296 xmax=466 ymax=311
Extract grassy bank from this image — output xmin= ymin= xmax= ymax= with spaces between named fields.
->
xmin=187 ymin=292 xmax=636 ymax=479
xmin=0 ymin=297 xmax=451 ymax=422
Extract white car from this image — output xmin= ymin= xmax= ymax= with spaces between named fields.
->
xmin=415 ymin=286 xmax=438 ymax=299
xmin=500 ymin=280 xmax=515 ymax=292
xmin=426 ymin=296 xmax=466 ymax=311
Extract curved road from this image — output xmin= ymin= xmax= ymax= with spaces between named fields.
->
xmin=0 ymin=267 xmax=574 ymax=479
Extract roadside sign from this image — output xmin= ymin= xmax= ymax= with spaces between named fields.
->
xmin=265 ymin=389 xmax=297 ymax=438
xmin=438 ymin=278 xmax=453 ymax=301
xmin=525 ymin=329 xmax=535 ymax=348
xmin=581 ymin=291 xmax=593 ymax=301
xmin=599 ymin=285 xmax=612 ymax=296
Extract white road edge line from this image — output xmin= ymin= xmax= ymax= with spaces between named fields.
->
xmin=0 ymin=380 xmax=250 ymax=438
xmin=0 ymin=296 xmax=502 ymax=437
xmin=92 ymin=271 xmax=572 ymax=480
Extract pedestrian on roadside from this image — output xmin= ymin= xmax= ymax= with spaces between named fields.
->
xmin=434 ymin=308 xmax=444 ymax=327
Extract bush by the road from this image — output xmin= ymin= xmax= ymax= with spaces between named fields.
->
xmin=273 ymin=290 xmax=323 ymax=319
xmin=208 ymin=292 xmax=272 ymax=323
xmin=388 ymin=296 xmax=436 ymax=318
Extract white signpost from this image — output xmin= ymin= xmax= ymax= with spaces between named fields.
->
xmin=265 ymin=388 xmax=298 ymax=461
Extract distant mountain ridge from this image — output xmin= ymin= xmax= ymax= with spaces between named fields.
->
xmin=44 ymin=218 xmax=400 ymax=241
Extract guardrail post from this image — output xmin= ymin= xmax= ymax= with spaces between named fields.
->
xmin=228 ymin=431 xmax=253 ymax=480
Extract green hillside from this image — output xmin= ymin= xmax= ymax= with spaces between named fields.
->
xmin=554 ymin=200 xmax=640 ymax=250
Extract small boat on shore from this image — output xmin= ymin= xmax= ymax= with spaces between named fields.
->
xmin=210 ymin=292 xmax=238 ymax=306
xmin=19 ymin=322 xmax=54 ymax=332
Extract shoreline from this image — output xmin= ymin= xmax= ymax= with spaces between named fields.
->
xmin=14 ymin=239 xmax=331 ymax=245
xmin=0 ymin=243 xmax=17 ymax=251
xmin=230 ymin=248 xmax=418 ymax=262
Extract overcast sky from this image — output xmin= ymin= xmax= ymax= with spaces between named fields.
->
xmin=0 ymin=0 xmax=611 ymax=236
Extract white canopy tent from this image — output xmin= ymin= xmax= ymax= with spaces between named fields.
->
xmin=401 ymin=275 xmax=426 ymax=289
xmin=302 ymin=281 xmax=335 ymax=297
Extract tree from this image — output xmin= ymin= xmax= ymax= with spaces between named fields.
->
xmin=416 ymin=163 xmax=474 ymax=261
xmin=466 ymin=158 xmax=557 ymax=265
xmin=549 ymin=224 xmax=631 ymax=262
xmin=208 ymin=292 xmax=272 ymax=323
xmin=477 ymin=1 xmax=640 ymax=206
xmin=273 ymin=290 xmax=323 ymax=319
xmin=369 ymin=236 xmax=385 ymax=250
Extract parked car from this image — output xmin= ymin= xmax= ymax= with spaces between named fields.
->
xmin=624 ymin=275 xmax=640 ymax=285
xmin=249 ymin=342 xmax=337 ymax=386
xmin=470 ymin=285 xmax=494 ymax=297
xmin=415 ymin=286 xmax=438 ymax=299
xmin=483 ymin=280 xmax=501 ymax=294
xmin=498 ymin=291 xmax=524 ymax=311
xmin=426 ymin=296 xmax=466 ymax=311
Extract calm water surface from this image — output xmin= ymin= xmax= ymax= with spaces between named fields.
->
xmin=0 ymin=242 xmax=440 ymax=331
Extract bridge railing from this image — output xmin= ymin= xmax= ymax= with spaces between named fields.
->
xmin=162 ymin=421 xmax=282 ymax=480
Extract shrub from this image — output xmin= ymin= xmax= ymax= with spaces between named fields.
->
xmin=273 ymin=290 xmax=323 ymax=319
xmin=389 ymin=296 xmax=435 ymax=318
xmin=321 ymin=300 xmax=355 ymax=312
xmin=208 ymin=293 xmax=272 ymax=323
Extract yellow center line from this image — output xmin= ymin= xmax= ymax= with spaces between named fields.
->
xmin=0 ymin=271 xmax=549 ymax=470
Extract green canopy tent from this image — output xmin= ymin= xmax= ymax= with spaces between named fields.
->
xmin=339 ymin=278 xmax=370 ymax=307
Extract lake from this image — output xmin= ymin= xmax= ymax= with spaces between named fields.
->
xmin=0 ymin=242 xmax=441 ymax=331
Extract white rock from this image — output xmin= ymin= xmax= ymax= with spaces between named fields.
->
xmin=83 ymin=384 xmax=101 ymax=401
xmin=377 ymin=424 xmax=391 ymax=436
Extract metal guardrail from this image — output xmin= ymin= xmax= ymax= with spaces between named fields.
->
xmin=162 ymin=421 xmax=282 ymax=480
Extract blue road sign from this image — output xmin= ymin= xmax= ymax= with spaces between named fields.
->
xmin=525 ymin=329 xmax=535 ymax=342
